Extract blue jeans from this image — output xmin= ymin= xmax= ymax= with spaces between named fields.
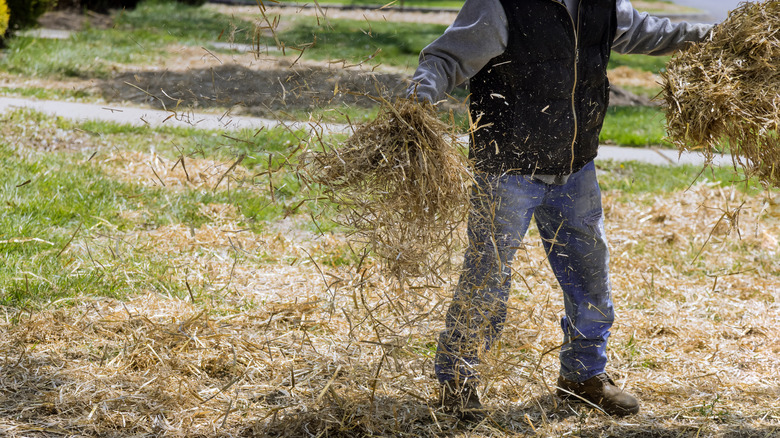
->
xmin=435 ymin=161 xmax=614 ymax=384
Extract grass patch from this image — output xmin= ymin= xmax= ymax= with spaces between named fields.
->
xmin=600 ymin=105 xmax=669 ymax=146
xmin=609 ymin=53 xmax=672 ymax=73
xmin=0 ymin=110 xmax=315 ymax=307
xmin=0 ymin=32 xmax=163 ymax=78
xmin=597 ymin=160 xmax=764 ymax=194
xmin=266 ymin=15 xmax=447 ymax=68
xmin=120 ymin=0 xmax=251 ymax=43
xmin=0 ymin=141 xmax=145 ymax=306
xmin=0 ymin=1 xmax=443 ymax=77
xmin=617 ymin=84 xmax=662 ymax=100
xmin=0 ymin=86 xmax=97 ymax=101
xmin=0 ymin=1 xmax=252 ymax=78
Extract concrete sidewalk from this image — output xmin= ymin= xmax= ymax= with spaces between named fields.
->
xmin=0 ymin=96 xmax=728 ymax=167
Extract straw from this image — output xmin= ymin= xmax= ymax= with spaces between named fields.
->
xmin=305 ymin=97 xmax=472 ymax=282
xmin=661 ymin=0 xmax=780 ymax=188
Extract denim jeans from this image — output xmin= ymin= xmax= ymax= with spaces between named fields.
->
xmin=435 ymin=161 xmax=614 ymax=384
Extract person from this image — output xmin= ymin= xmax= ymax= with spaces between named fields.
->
xmin=407 ymin=0 xmax=713 ymax=420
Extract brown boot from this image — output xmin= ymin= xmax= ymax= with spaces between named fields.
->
xmin=438 ymin=379 xmax=485 ymax=422
xmin=556 ymin=374 xmax=640 ymax=416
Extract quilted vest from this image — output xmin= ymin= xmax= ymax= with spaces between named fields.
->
xmin=469 ymin=0 xmax=617 ymax=175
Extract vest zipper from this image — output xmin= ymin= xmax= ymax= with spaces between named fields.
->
xmin=568 ymin=1 xmax=582 ymax=173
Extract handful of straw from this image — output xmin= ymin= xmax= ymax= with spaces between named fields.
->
xmin=661 ymin=0 xmax=780 ymax=188
xmin=308 ymin=98 xmax=472 ymax=281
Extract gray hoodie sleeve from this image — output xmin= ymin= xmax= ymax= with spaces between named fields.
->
xmin=612 ymin=0 xmax=714 ymax=55
xmin=407 ymin=0 xmax=508 ymax=103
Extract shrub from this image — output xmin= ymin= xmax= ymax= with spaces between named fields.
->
xmin=0 ymin=0 xmax=9 ymax=38
xmin=6 ymin=0 xmax=56 ymax=32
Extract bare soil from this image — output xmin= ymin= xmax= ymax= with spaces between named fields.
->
xmin=37 ymin=9 xmax=114 ymax=31
xmin=99 ymin=58 xmax=411 ymax=117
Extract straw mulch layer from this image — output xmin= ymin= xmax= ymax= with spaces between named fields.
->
xmin=661 ymin=0 xmax=780 ymax=188
xmin=0 ymin=182 xmax=778 ymax=437
xmin=306 ymin=98 xmax=471 ymax=282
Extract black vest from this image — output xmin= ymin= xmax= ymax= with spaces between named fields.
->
xmin=470 ymin=0 xmax=617 ymax=175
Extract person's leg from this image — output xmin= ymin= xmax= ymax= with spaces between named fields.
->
xmin=533 ymin=161 xmax=614 ymax=382
xmin=435 ymin=173 xmax=544 ymax=385
xmin=534 ymin=161 xmax=639 ymax=416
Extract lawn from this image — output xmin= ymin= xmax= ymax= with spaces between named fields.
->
xmin=0 ymin=1 xmax=778 ymax=437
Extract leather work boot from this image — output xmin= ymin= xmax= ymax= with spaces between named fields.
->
xmin=556 ymin=374 xmax=640 ymax=416
xmin=438 ymin=379 xmax=485 ymax=422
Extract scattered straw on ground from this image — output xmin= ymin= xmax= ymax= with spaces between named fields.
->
xmin=661 ymin=0 xmax=780 ymax=188
xmin=1 ymin=178 xmax=778 ymax=437
xmin=103 ymin=150 xmax=252 ymax=191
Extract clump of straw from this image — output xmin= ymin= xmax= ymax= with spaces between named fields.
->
xmin=308 ymin=98 xmax=472 ymax=281
xmin=661 ymin=0 xmax=780 ymax=188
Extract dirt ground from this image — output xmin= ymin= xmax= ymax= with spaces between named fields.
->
xmin=37 ymin=9 xmax=115 ymax=31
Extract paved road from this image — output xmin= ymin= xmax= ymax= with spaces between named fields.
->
xmin=0 ymin=96 xmax=730 ymax=167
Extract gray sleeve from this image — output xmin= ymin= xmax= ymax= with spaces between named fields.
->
xmin=407 ymin=0 xmax=508 ymax=103
xmin=613 ymin=0 xmax=714 ymax=55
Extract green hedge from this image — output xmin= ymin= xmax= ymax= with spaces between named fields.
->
xmin=6 ymin=0 xmax=56 ymax=32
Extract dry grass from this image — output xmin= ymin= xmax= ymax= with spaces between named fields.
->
xmin=608 ymin=65 xmax=661 ymax=89
xmin=661 ymin=0 xmax=780 ymax=188
xmin=306 ymin=98 xmax=472 ymax=283
xmin=104 ymin=150 xmax=252 ymax=191
xmin=1 ymin=181 xmax=778 ymax=437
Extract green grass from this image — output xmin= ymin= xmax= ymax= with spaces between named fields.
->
xmin=0 ymin=86 xmax=97 ymax=101
xmin=596 ymin=160 xmax=763 ymax=195
xmin=0 ymin=140 xmax=143 ymax=306
xmin=0 ymin=1 xmax=444 ymax=77
xmin=264 ymin=15 xmax=447 ymax=68
xmin=0 ymin=1 xmax=251 ymax=78
xmin=617 ymin=84 xmax=662 ymax=100
xmin=600 ymin=106 xmax=669 ymax=147
xmin=0 ymin=110 xmax=314 ymax=307
xmin=0 ymin=32 xmax=160 ymax=78
xmin=608 ymin=53 xmax=672 ymax=73
xmin=121 ymin=0 xmax=252 ymax=42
